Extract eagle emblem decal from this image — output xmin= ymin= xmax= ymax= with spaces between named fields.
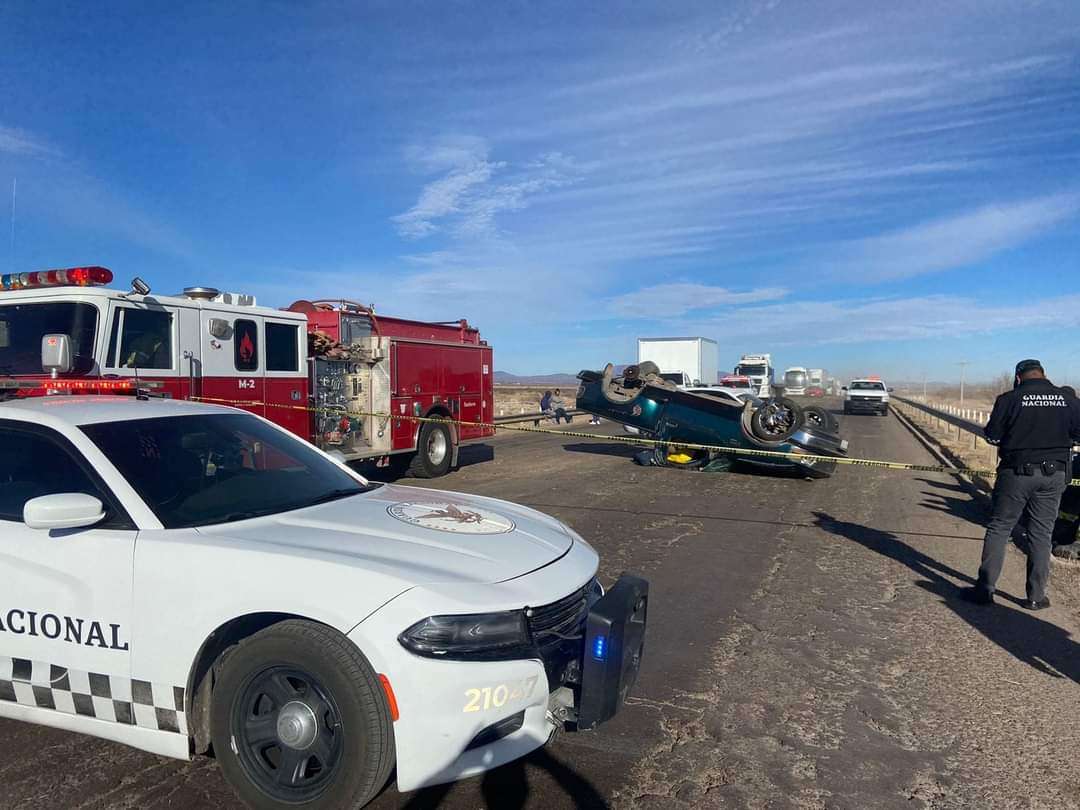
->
xmin=387 ymin=501 xmax=516 ymax=534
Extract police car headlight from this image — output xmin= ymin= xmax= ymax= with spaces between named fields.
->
xmin=398 ymin=611 xmax=530 ymax=660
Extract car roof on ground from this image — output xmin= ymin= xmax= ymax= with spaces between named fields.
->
xmin=0 ymin=395 xmax=243 ymax=426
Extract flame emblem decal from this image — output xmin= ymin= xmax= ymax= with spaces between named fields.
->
xmin=238 ymin=331 xmax=255 ymax=363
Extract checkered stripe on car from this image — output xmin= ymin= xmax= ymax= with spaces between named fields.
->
xmin=0 ymin=656 xmax=186 ymax=735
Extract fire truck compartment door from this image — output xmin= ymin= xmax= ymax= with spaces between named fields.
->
xmin=394 ymin=342 xmax=439 ymax=396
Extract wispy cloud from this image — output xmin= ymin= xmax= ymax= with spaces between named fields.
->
xmin=392 ymin=137 xmax=579 ymax=238
xmin=0 ymin=125 xmax=59 ymax=158
xmin=609 ymin=282 xmax=789 ymax=317
xmin=834 ymin=193 xmax=1080 ymax=282
xmin=680 ymin=292 xmax=1080 ymax=348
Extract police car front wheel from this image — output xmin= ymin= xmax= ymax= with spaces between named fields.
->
xmin=210 ymin=620 xmax=395 ymax=810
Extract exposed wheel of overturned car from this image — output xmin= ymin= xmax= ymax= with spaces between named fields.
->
xmin=622 ymin=361 xmax=660 ymax=383
xmin=801 ymin=405 xmax=839 ymax=433
xmin=749 ymin=397 xmax=803 ymax=443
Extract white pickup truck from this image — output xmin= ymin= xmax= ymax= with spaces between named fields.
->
xmin=0 ymin=395 xmax=647 ymax=809
xmin=843 ymin=378 xmax=891 ymax=415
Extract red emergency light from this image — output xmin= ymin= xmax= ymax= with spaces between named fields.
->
xmin=1 ymin=266 xmax=113 ymax=291
xmin=0 ymin=378 xmax=162 ymax=392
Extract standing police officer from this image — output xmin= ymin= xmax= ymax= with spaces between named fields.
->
xmin=966 ymin=360 xmax=1080 ymax=609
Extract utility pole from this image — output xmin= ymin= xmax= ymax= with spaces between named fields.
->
xmin=9 ymin=178 xmax=15 ymax=271
xmin=922 ymin=371 xmax=927 ymax=400
xmin=958 ymin=361 xmax=971 ymax=407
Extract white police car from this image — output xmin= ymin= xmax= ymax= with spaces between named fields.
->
xmin=0 ymin=396 xmax=647 ymax=809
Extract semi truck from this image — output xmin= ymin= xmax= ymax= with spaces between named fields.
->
xmin=0 ymin=266 xmax=494 ymax=477
xmin=734 ymin=353 xmax=774 ymax=398
xmin=637 ymin=336 xmax=719 ymax=387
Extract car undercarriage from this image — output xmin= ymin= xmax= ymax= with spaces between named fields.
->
xmin=576 ymin=363 xmax=848 ymax=477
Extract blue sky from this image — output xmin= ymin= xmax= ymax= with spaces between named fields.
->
xmin=2 ymin=0 xmax=1079 ymax=382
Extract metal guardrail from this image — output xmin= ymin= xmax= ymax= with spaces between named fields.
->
xmin=493 ymin=409 xmax=583 ymax=426
xmin=893 ymin=395 xmax=984 ymax=436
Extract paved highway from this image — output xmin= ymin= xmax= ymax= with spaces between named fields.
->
xmin=4 ymin=400 xmax=1080 ymax=809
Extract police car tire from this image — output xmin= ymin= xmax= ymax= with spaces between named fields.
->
xmin=408 ymin=422 xmax=453 ymax=478
xmin=210 ymin=620 xmax=395 ymax=810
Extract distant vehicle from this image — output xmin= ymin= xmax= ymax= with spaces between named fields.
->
xmin=805 ymin=385 xmax=826 ymax=398
xmin=658 ymin=371 xmax=692 ymax=387
xmin=692 ymin=386 xmax=761 ymax=405
xmin=808 ymin=368 xmax=826 ymax=389
xmin=719 ymin=374 xmax=753 ymax=390
xmin=783 ymin=366 xmax=808 ymax=396
xmin=734 ymin=354 xmax=773 ymax=398
xmin=843 ymin=378 xmax=891 ymax=415
xmin=637 ymin=337 xmax=719 ymax=387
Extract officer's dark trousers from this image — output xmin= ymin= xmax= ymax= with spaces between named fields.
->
xmin=977 ymin=469 xmax=1068 ymax=601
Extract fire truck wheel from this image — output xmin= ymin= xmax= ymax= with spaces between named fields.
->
xmin=408 ymin=422 xmax=453 ymax=478
xmin=210 ymin=620 xmax=395 ymax=810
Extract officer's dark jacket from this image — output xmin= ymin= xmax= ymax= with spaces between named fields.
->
xmin=984 ymin=378 xmax=1080 ymax=467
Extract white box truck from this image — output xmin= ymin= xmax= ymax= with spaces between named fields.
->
xmin=637 ymin=337 xmax=719 ymax=387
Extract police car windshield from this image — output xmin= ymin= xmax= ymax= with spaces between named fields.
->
xmin=851 ymin=381 xmax=885 ymax=390
xmin=0 ymin=302 xmax=98 ymax=375
xmin=81 ymin=413 xmax=373 ymax=528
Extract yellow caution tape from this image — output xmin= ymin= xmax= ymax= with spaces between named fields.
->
xmin=189 ymin=395 xmax=1080 ymax=487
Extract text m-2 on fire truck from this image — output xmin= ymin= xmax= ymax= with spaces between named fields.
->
xmin=0 ymin=267 xmax=494 ymax=477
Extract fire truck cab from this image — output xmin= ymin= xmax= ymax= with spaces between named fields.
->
xmin=0 ymin=268 xmax=493 ymax=478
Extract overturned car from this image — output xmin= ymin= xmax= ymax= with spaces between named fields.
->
xmin=576 ymin=362 xmax=848 ymax=478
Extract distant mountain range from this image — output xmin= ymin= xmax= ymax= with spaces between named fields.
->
xmin=495 ymin=366 xmax=633 ymax=385
xmin=494 ymin=371 xmax=582 ymax=386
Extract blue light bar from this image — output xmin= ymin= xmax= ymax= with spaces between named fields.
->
xmin=592 ymin=634 xmax=607 ymax=662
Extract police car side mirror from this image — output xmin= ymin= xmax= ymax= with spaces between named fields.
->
xmin=41 ymin=333 xmax=73 ymax=375
xmin=841 ymin=386 xmax=847 ymax=391
xmin=24 ymin=494 xmax=106 ymax=531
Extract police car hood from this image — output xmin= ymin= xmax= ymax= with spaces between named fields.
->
xmin=194 ymin=484 xmax=576 ymax=586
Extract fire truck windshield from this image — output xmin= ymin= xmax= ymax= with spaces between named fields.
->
xmin=0 ymin=302 xmax=98 ymax=374
xmin=82 ymin=412 xmax=377 ymax=529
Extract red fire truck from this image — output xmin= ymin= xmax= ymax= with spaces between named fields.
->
xmin=0 ymin=267 xmax=494 ymax=477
